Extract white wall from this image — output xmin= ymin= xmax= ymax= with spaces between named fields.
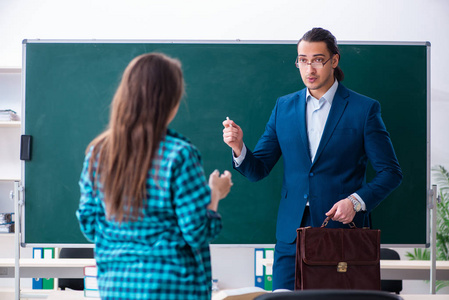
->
xmin=1 ymin=0 xmax=448 ymax=294
xmin=1 ymin=0 xmax=448 ymax=167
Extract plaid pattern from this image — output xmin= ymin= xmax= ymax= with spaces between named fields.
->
xmin=77 ymin=129 xmax=222 ymax=300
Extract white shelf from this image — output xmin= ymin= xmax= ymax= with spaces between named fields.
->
xmin=0 ymin=68 xmax=21 ymax=74
xmin=0 ymin=121 xmax=21 ymax=128
xmin=0 ymin=67 xmax=21 ymax=215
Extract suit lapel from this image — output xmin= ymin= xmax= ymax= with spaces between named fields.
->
xmin=294 ymin=89 xmax=312 ymax=162
xmin=312 ymin=85 xmax=349 ymax=165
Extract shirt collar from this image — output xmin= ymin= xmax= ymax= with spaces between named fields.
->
xmin=306 ymin=80 xmax=339 ymax=105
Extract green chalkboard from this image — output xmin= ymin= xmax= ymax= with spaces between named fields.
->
xmin=23 ymin=41 xmax=428 ymax=245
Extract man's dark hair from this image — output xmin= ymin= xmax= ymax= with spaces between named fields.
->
xmin=298 ymin=27 xmax=344 ymax=82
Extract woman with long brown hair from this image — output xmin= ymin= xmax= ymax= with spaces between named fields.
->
xmin=77 ymin=52 xmax=232 ymax=299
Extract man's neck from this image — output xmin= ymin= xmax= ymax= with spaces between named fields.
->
xmin=307 ymin=79 xmax=338 ymax=100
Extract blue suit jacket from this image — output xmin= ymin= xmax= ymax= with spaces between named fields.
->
xmin=234 ymin=84 xmax=402 ymax=243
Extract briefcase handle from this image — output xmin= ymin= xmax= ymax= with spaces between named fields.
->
xmin=321 ymin=215 xmax=356 ymax=229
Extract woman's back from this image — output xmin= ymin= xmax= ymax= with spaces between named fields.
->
xmin=78 ymin=129 xmax=222 ymax=299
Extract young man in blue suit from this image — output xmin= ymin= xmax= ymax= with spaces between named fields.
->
xmin=222 ymin=27 xmax=402 ymax=290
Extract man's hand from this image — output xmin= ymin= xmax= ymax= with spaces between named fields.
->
xmin=222 ymin=118 xmax=244 ymax=157
xmin=325 ymin=198 xmax=356 ymax=224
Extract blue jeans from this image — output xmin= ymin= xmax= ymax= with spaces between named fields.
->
xmin=272 ymin=206 xmax=311 ymax=290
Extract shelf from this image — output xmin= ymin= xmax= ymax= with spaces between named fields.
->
xmin=0 ymin=68 xmax=21 ymax=74
xmin=0 ymin=121 xmax=21 ymax=127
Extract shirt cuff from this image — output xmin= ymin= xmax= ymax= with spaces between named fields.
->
xmin=232 ymin=143 xmax=247 ymax=167
xmin=352 ymin=193 xmax=366 ymax=211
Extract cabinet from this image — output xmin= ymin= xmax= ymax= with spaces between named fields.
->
xmin=0 ymin=68 xmax=21 ymax=215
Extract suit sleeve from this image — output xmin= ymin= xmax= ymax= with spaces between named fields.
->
xmin=234 ymin=99 xmax=283 ymax=182
xmin=356 ymin=100 xmax=403 ymax=211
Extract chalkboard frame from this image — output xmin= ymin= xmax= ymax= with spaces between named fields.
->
xmin=20 ymin=40 xmax=430 ymax=247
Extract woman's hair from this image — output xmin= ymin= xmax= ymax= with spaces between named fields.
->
xmin=298 ymin=27 xmax=344 ymax=82
xmin=87 ymin=52 xmax=184 ymax=223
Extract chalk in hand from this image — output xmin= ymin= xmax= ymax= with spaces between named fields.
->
xmin=227 ymin=116 xmax=233 ymax=127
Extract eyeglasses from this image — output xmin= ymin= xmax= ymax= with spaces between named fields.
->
xmin=295 ymin=56 xmax=333 ymax=69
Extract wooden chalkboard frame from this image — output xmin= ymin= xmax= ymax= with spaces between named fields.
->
xmin=21 ymin=40 xmax=430 ymax=247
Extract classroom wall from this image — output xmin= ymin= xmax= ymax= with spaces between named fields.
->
xmin=1 ymin=0 xmax=448 ymax=167
xmin=0 ymin=0 xmax=448 ymax=294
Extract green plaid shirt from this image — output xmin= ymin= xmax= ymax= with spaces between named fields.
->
xmin=77 ymin=129 xmax=222 ymax=299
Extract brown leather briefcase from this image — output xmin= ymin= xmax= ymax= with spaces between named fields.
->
xmin=295 ymin=217 xmax=381 ymax=290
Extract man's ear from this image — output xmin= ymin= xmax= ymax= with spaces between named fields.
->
xmin=332 ymin=54 xmax=340 ymax=68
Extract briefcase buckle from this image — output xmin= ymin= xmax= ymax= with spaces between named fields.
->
xmin=337 ymin=262 xmax=347 ymax=273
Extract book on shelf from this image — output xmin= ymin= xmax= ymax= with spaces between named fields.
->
xmin=263 ymin=248 xmax=274 ymax=291
xmin=84 ymin=288 xmax=100 ymax=298
xmin=84 ymin=264 xmax=98 ymax=276
xmin=254 ymin=248 xmax=264 ymax=289
xmin=32 ymin=248 xmax=43 ymax=289
xmin=253 ymin=247 xmax=274 ymax=291
xmin=84 ymin=264 xmax=100 ymax=298
xmin=84 ymin=275 xmax=99 ymax=290
xmin=0 ymin=109 xmax=20 ymax=121
xmin=0 ymin=223 xmax=14 ymax=233
xmin=0 ymin=213 xmax=14 ymax=233
xmin=0 ymin=213 xmax=13 ymax=224
xmin=42 ymin=248 xmax=55 ymax=289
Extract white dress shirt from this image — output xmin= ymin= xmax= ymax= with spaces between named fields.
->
xmin=306 ymin=80 xmax=338 ymax=162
